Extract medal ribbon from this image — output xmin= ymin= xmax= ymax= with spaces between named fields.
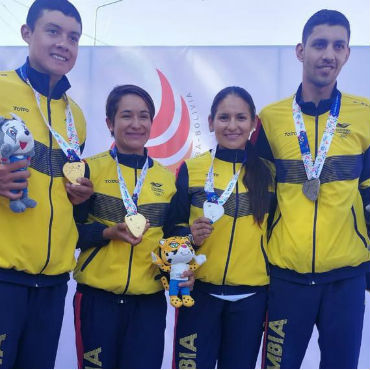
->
xmin=111 ymin=146 xmax=149 ymax=216
xmin=292 ymin=93 xmax=341 ymax=180
xmin=19 ymin=66 xmax=80 ymax=161
xmin=204 ymin=148 xmax=244 ymax=206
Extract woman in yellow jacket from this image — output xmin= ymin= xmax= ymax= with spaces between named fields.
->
xmin=167 ymin=86 xmax=274 ymax=369
xmin=73 ymin=85 xmax=192 ymax=368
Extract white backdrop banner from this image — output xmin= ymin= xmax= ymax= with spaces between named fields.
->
xmin=1 ymin=46 xmax=369 ymax=172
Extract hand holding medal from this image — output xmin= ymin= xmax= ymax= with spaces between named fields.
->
xmin=203 ymin=148 xmax=243 ymax=222
xmin=103 ymin=220 xmax=150 ymax=246
xmin=190 ymin=217 xmax=214 ymax=246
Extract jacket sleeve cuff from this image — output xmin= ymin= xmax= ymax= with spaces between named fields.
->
xmin=77 ymin=222 xmax=109 ymax=251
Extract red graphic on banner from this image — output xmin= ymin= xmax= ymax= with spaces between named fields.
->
xmin=150 ymin=70 xmax=175 ymax=139
xmin=147 ymin=69 xmax=192 ymax=173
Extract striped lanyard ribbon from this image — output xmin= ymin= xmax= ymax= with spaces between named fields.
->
xmin=111 ymin=146 xmax=149 ymax=216
xmin=292 ymin=93 xmax=341 ymax=180
xmin=204 ymin=148 xmax=244 ymax=206
xmin=20 ymin=66 xmax=80 ymax=161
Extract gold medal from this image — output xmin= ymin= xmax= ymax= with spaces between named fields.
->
xmin=125 ymin=213 xmax=146 ymax=238
xmin=63 ymin=161 xmax=85 ymax=185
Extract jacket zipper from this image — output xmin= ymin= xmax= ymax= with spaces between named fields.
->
xmin=260 ymin=236 xmax=270 ymax=275
xmin=351 ymin=206 xmax=368 ymax=248
xmin=40 ymin=97 xmax=54 ymax=273
xmin=122 ymin=246 xmax=134 ymax=294
xmin=311 ymin=112 xmax=319 ymax=277
xmin=268 ymin=213 xmax=281 ymax=242
xmin=122 ymin=163 xmax=138 ymax=293
xmin=221 ymin=160 xmax=239 ymax=289
xmin=80 ymin=246 xmax=102 ymax=271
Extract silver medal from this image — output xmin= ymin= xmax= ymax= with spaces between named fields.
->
xmin=293 ymin=95 xmax=340 ymax=204
xmin=203 ymin=201 xmax=224 ymax=223
xmin=302 ymin=178 xmax=320 ymax=201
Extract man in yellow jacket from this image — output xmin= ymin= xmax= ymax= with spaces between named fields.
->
xmin=257 ymin=9 xmax=370 ymax=369
xmin=0 ymin=0 xmax=92 ymax=367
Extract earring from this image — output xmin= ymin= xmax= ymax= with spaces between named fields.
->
xmin=248 ymin=128 xmax=256 ymax=140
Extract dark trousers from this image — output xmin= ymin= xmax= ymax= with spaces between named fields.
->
xmin=0 ymin=281 xmax=67 ymax=368
xmin=74 ymin=286 xmax=167 ymax=369
xmin=173 ymin=288 xmax=267 ymax=369
xmin=262 ymin=275 xmax=366 ymax=369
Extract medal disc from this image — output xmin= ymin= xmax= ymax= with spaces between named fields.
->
xmin=203 ymin=201 xmax=224 ymax=223
xmin=63 ymin=161 xmax=85 ymax=185
xmin=302 ymin=178 xmax=320 ymax=201
xmin=125 ymin=213 xmax=146 ymax=238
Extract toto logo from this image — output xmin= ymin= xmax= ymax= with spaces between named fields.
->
xmin=146 ymin=69 xmax=192 ymax=173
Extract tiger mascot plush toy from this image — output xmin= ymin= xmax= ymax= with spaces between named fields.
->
xmin=151 ymin=236 xmax=206 ymax=308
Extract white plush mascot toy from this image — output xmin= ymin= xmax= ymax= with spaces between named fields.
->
xmin=0 ymin=114 xmax=37 ymax=212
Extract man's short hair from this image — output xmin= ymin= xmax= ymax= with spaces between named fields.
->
xmin=27 ymin=0 xmax=82 ymax=31
xmin=302 ymin=9 xmax=350 ymax=44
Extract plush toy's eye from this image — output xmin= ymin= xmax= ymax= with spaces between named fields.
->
xmin=6 ymin=126 xmax=17 ymax=140
xmin=169 ymin=242 xmax=179 ymax=248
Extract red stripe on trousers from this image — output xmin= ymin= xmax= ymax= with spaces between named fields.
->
xmin=74 ymin=291 xmax=84 ymax=369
